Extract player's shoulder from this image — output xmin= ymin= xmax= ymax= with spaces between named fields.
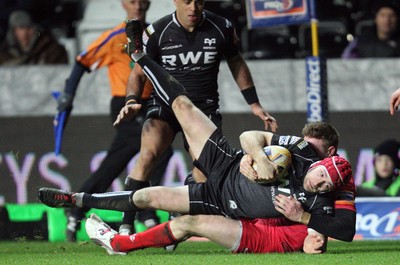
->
xmin=147 ymin=12 xmax=174 ymax=33
xmin=204 ymin=10 xmax=229 ymax=24
xmin=203 ymin=10 xmax=234 ymax=29
xmin=273 ymin=134 xmax=305 ymax=148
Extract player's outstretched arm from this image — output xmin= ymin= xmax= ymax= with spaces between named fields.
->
xmin=389 ymin=88 xmax=400 ymax=115
xmin=113 ymin=103 xmax=142 ymax=126
xmin=249 ymin=102 xmax=278 ymax=132
xmin=114 ymin=65 xmax=146 ymax=126
xmin=226 ymin=54 xmax=278 ymax=132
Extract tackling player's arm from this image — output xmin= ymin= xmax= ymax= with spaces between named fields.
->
xmin=275 ymin=193 xmax=356 ymax=242
xmin=305 ymin=187 xmax=356 ymax=242
xmin=305 ymin=208 xmax=356 ymax=242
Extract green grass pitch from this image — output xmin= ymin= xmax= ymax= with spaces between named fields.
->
xmin=0 ymin=239 xmax=399 ymax=265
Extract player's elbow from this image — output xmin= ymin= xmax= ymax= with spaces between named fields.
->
xmin=332 ymin=223 xmax=355 ymax=242
xmin=339 ymin=227 xmax=356 ymax=242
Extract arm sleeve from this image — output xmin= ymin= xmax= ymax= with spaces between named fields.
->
xmin=222 ymin=18 xmax=240 ymax=59
xmin=64 ymin=62 xmax=87 ymax=95
xmin=308 ymin=208 xmax=356 ymax=242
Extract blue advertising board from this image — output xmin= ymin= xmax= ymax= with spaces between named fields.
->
xmin=355 ymin=197 xmax=400 ymax=240
xmin=305 ymin=56 xmax=328 ymax=122
xmin=246 ymin=0 xmax=312 ymax=28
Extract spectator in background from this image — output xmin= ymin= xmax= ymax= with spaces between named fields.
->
xmin=342 ymin=1 xmax=400 ymax=58
xmin=357 ymin=139 xmax=400 ymax=196
xmin=0 ymin=10 xmax=68 ymax=65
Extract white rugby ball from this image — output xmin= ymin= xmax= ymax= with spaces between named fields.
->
xmin=252 ymin=145 xmax=291 ymax=179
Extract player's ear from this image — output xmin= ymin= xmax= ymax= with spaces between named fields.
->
xmin=146 ymin=1 xmax=151 ymax=11
xmin=327 ymin=146 xmax=336 ymax=157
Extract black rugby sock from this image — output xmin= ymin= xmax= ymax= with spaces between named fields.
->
xmin=79 ymin=191 xmax=139 ymax=212
xmin=136 ymin=56 xmax=187 ymax=106
xmin=121 ymin=178 xmax=150 ymax=225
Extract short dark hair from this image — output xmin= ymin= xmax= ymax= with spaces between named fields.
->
xmin=373 ymin=1 xmax=400 ymax=18
xmin=302 ymin=122 xmax=339 ymax=149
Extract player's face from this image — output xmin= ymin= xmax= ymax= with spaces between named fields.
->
xmin=174 ymin=0 xmax=205 ymax=32
xmin=304 ymin=136 xmax=330 ymax=158
xmin=303 ymin=165 xmax=334 ymax=193
xmin=123 ymin=0 xmax=149 ymax=21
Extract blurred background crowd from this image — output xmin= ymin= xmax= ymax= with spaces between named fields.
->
xmin=2 ymin=0 xmax=400 ymax=64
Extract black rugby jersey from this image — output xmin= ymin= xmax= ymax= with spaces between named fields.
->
xmin=143 ymin=10 xmax=239 ymax=104
xmin=199 ymin=133 xmax=334 ymax=220
xmin=270 ymin=134 xmax=322 ymax=193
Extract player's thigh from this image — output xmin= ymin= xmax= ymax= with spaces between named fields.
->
xmin=140 ymin=118 xmax=175 ymax=155
xmin=134 ymin=186 xmax=190 ymax=213
xmin=173 ymin=98 xmax=217 ymax=160
xmin=183 ymin=215 xmax=241 ymax=249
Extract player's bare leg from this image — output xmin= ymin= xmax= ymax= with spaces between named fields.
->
xmin=132 ymin=118 xmax=174 ymax=181
xmin=171 ymin=96 xmax=216 ymax=160
xmin=170 ymin=215 xmax=241 ymax=249
xmin=38 ymin=185 xmax=190 ymax=214
xmin=86 ymin=214 xmax=241 ymax=254
xmin=133 ymin=186 xmax=190 ymax=213
xmin=119 ymin=115 xmax=174 ymax=233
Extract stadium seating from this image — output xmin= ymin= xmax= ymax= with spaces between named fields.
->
xmin=354 ymin=19 xmax=375 ymax=36
xmin=241 ymin=25 xmax=298 ymax=59
xmin=297 ymin=21 xmax=349 ymax=58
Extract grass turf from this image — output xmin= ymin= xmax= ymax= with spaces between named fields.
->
xmin=0 ymin=240 xmax=399 ymax=265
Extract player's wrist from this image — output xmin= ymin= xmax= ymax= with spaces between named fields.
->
xmin=241 ymin=86 xmax=259 ymax=105
xmin=299 ymin=212 xmax=311 ymax=225
xmin=125 ymin=95 xmax=141 ymax=105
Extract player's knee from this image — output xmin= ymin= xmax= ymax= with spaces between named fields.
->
xmin=172 ymin=96 xmax=193 ymax=113
xmin=137 ymin=148 xmax=158 ymax=166
xmin=174 ymin=215 xmax=200 ymax=234
xmin=132 ymin=188 xmax=153 ymax=208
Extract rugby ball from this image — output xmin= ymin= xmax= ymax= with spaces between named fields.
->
xmin=252 ymin=145 xmax=291 ymax=179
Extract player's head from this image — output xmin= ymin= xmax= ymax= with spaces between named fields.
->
xmin=174 ymin=0 xmax=205 ymax=31
xmin=304 ymin=156 xmax=353 ymax=193
xmin=302 ymin=121 xmax=339 ymax=158
xmin=122 ymin=0 xmax=150 ymax=21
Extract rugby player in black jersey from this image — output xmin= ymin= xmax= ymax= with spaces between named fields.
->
xmin=117 ymin=0 xmax=278 ymax=235
xmin=38 ymin=20 xmax=356 ymax=249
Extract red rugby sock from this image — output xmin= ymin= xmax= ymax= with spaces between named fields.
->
xmin=110 ymin=221 xmax=178 ymax=252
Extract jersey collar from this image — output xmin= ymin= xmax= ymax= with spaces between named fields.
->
xmin=172 ymin=11 xmax=206 ymax=31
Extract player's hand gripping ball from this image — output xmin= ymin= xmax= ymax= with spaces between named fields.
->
xmin=252 ymin=145 xmax=291 ymax=180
